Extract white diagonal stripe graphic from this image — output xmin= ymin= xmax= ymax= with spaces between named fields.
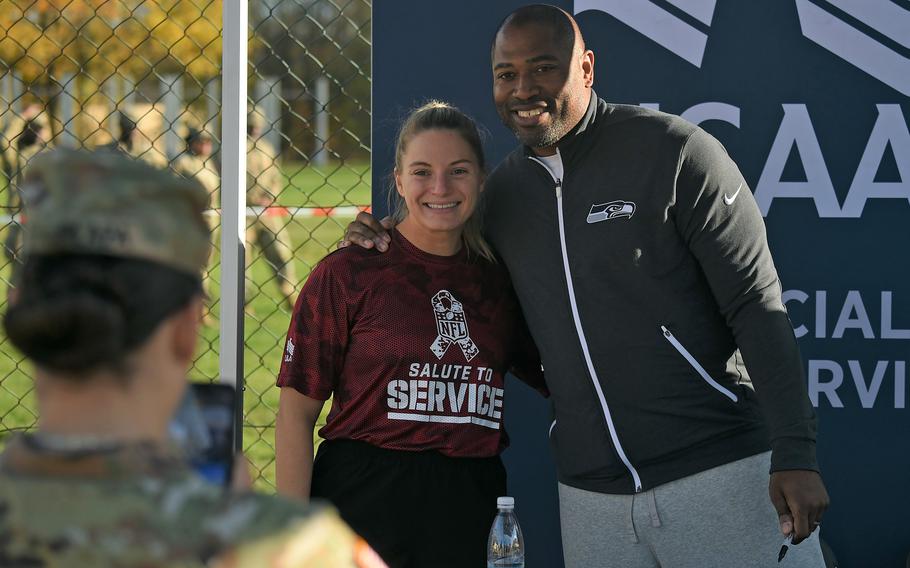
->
xmin=665 ymin=0 xmax=717 ymax=26
xmin=824 ymin=0 xmax=910 ymax=50
xmin=796 ymin=0 xmax=910 ymax=96
xmin=575 ymin=0 xmax=709 ymax=67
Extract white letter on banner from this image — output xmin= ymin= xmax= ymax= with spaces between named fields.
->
xmin=841 ymin=104 xmax=910 ymax=217
xmin=782 ymin=290 xmax=809 ymax=338
xmin=681 ymin=102 xmax=740 ymax=128
xmin=848 ymin=360 xmax=889 ymax=409
xmin=832 ymin=290 xmax=875 ymax=339
xmin=895 ymin=361 xmax=906 ymax=409
xmin=809 ymin=360 xmax=844 ymax=408
xmin=754 ymin=104 xmax=841 ymax=217
xmin=815 ymin=291 xmax=827 ymax=339
xmin=881 ymin=292 xmax=910 ymax=340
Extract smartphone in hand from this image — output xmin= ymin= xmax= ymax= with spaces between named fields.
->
xmin=170 ymin=383 xmax=237 ymax=486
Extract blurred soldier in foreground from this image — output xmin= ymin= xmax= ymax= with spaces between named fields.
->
xmin=2 ymin=109 xmax=50 ymax=279
xmin=101 ymin=103 xmax=168 ymax=168
xmin=0 ymin=149 xmax=385 ymax=568
xmin=247 ymin=107 xmax=296 ymax=310
xmin=174 ymin=126 xmax=220 ymax=324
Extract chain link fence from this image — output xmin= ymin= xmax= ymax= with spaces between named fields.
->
xmin=0 ymin=0 xmax=371 ymax=490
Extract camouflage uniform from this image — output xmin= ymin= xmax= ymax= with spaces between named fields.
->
xmin=247 ymin=111 xmax=296 ymax=309
xmin=3 ymin=149 xmax=386 ymax=568
xmin=0 ymin=435 xmax=380 ymax=567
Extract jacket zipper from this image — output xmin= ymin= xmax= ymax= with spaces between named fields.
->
xmin=529 ymin=152 xmax=643 ymax=493
xmin=660 ymin=325 xmax=739 ymax=403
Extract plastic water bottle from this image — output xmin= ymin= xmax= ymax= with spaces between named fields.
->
xmin=487 ymin=496 xmax=525 ymax=568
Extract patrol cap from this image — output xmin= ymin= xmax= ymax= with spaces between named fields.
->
xmin=19 ymin=148 xmax=211 ymax=277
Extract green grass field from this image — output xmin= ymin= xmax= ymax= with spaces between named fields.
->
xmin=0 ymin=160 xmax=372 ymax=491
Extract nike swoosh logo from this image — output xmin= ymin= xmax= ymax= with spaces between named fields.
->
xmin=723 ymin=183 xmax=744 ymax=205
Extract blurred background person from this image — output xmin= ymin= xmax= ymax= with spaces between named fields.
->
xmin=0 ymin=148 xmax=384 ymax=568
xmin=1 ymin=103 xmax=45 ymax=183
xmin=247 ymin=105 xmax=296 ymax=311
xmin=2 ymin=109 xmax=50 ymax=286
xmin=174 ymin=124 xmax=220 ymax=324
xmin=174 ymin=126 xmax=219 ymax=198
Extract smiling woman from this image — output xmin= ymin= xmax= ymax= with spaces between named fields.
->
xmin=389 ymin=101 xmax=495 ymax=261
xmin=275 ymin=101 xmax=548 ymax=568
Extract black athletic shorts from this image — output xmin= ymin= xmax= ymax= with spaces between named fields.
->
xmin=310 ymin=438 xmax=506 ymax=568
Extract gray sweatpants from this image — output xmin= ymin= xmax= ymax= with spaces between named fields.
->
xmin=558 ymin=452 xmax=826 ymax=568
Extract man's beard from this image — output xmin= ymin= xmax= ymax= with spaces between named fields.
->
xmin=499 ymin=97 xmax=572 ymax=148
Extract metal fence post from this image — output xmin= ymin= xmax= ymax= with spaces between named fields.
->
xmin=254 ymin=76 xmax=282 ymax=153
xmin=0 ymin=73 xmax=11 ymax=127
xmin=163 ymin=74 xmax=184 ymax=161
xmin=205 ymin=77 xmax=221 ymax=141
xmin=314 ymin=76 xmax=330 ymax=166
xmin=221 ymin=0 xmax=248 ymax=452
xmin=59 ymin=74 xmax=79 ymax=147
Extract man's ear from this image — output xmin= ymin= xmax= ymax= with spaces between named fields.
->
xmin=582 ymin=50 xmax=595 ymax=88
xmin=172 ymin=295 xmax=203 ymax=364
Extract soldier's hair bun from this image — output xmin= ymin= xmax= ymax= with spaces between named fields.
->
xmin=4 ymin=255 xmax=201 ymax=376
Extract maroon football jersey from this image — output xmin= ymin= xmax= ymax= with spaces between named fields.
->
xmin=278 ymin=229 xmax=545 ymax=458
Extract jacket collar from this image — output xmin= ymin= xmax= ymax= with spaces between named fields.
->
xmin=521 ymin=89 xmax=601 ymax=161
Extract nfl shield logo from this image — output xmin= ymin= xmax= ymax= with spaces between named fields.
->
xmin=437 ymin=311 xmax=467 ymax=341
xmin=430 ymin=290 xmax=479 ymax=361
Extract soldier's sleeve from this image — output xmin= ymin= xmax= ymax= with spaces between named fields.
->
xmin=212 ymin=509 xmax=387 ymax=568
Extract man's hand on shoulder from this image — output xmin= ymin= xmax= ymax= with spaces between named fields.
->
xmin=769 ymin=470 xmax=829 ymax=545
xmin=338 ymin=212 xmax=395 ymax=252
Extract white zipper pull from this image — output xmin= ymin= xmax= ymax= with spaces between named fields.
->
xmin=555 ymin=178 xmax=562 ymax=198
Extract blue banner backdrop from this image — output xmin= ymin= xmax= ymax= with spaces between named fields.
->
xmin=374 ymin=1 xmax=910 ymax=565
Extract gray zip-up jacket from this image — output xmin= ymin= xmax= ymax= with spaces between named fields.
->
xmin=484 ymin=94 xmax=818 ymax=494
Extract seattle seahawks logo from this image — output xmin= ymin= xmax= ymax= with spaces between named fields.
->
xmin=586 ymin=200 xmax=636 ymax=223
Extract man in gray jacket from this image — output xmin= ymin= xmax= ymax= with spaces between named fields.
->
xmin=346 ymin=5 xmax=828 ymax=566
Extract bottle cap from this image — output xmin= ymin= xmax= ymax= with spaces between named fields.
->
xmin=497 ymin=496 xmax=515 ymax=509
